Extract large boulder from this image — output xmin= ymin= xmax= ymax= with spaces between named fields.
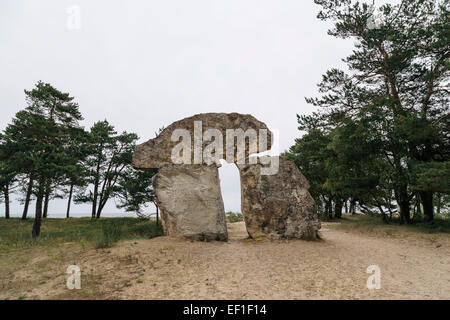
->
xmin=152 ymin=164 xmax=228 ymax=241
xmin=132 ymin=112 xmax=272 ymax=169
xmin=237 ymin=156 xmax=320 ymax=240
xmin=133 ymin=113 xmax=320 ymax=242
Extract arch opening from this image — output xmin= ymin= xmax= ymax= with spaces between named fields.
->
xmin=218 ymin=160 xmax=248 ymax=240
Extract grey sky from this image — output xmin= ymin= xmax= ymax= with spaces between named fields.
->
xmin=0 ymin=0 xmax=356 ymax=217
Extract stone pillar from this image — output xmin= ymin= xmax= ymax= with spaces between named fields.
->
xmin=153 ymin=164 xmax=228 ymax=241
xmin=237 ymin=157 xmax=320 ymax=240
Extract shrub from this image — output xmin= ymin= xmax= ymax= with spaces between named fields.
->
xmin=126 ymin=220 xmax=163 ymax=239
xmin=95 ymin=221 xmax=122 ymax=248
xmin=226 ymin=212 xmax=244 ymax=223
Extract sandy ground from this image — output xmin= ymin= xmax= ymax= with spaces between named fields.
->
xmin=2 ymin=222 xmax=450 ymax=300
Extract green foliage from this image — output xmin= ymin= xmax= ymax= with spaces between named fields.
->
xmin=435 ymin=193 xmax=450 ymax=217
xmin=0 ymin=218 xmax=162 ymax=253
xmin=410 ymin=161 xmax=450 ymax=193
xmin=116 ymin=170 xmax=156 ymax=214
xmin=115 ymin=127 xmax=162 ymax=217
xmin=0 ymin=81 xmax=86 ymax=235
xmin=226 ymin=212 xmax=244 ymax=223
xmin=0 ymin=80 xmax=159 ymax=240
xmin=95 ymin=220 xmax=123 ymax=248
xmin=330 ymin=215 xmax=450 ymax=235
xmin=126 ymin=219 xmax=163 ymax=238
xmin=0 ymin=152 xmax=18 ymax=219
xmin=74 ymin=120 xmax=139 ymax=218
xmin=284 ymin=129 xmax=331 ymax=201
xmin=289 ymin=0 xmax=450 ymax=223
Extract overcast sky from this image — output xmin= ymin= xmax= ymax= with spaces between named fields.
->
xmin=0 ymin=0 xmax=357 ymax=217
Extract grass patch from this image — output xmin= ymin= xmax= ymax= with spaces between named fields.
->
xmin=226 ymin=212 xmax=244 ymax=223
xmin=0 ymin=217 xmax=163 ymax=253
xmin=95 ymin=220 xmax=123 ymax=249
xmin=327 ymin=214 xmax=450 ymax=236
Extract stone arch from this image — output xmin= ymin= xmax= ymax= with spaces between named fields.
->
xmin=132 ymin=113 xmax=320 ymax=241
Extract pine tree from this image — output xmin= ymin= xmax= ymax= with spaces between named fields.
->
xmin=117 ymin=169 xmax=157 ymax=221
xmin=1 ymin=81 xmax=84 ymax=236
xmin=0 ymin=139 xmax=18 ymax=219
xmin=75 ymin=120 xmax=138 ymax=218
xmin=284 ymin=129 xmax=334 ymax=218
xmin=299 ymin=0 xmax=449 ymax=222
xmin=60 ymin=126 xmax=90 ymax=218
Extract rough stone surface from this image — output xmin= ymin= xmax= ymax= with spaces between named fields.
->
xmin=133 ymin=113 xmax=319 ymax=242
xmin=152 ymin=164 xmax=228 ymax=241
xmin=237 ymin=156 xmax=320 ymax=240
xmin=132 ymin=112 xmax=272 ymax=170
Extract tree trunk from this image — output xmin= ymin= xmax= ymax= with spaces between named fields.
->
xmin=156 ymin=205 xmax=159 ymax=225
xmin=398 ymin=200 xmax=411 ymax=224
xmin=96 ymin=194 xmax=103 ymax=219
xmin=92 ymin=181 xmax=99 ymax=219
xmin=4 ymin=186 xmax=10 ymax=219
xmin=350 ymin=198 xmax=356 ymax=215
xmin=395 ymin=185 xmax=411 ymax=224
xmin=96 ymin=202 xmax=104 ymax=219
xmin=344 ymin=199 xmax=348 ymax=214
xmin=419 ymin=190 xmax=434 ymax=222
xmin=437 ymin=193 xmax=441 ymax=216
xmin=22 ymin=176 xmax=34 ymax=220
xmin=32 ymin=183 xmax=45 ymax=238
xmin=66 ymin=183 xmax=74 ymax=219
xmin=377 ymin=205 xmax=388 ymax=223
xmin=92 ymin=147 xmax=103 ymax=219
xmin=43 ymin=186 xmax=50 ymax=218
xmin=325 ymin=197 xmax=332 ymax=219
xmin=96 ymin=194 xmax=108 ymax=219
xmin=334 ymin=198 xmax=343 ymax=219
xmin=412 ymin=195 xmax=420 ymax=220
